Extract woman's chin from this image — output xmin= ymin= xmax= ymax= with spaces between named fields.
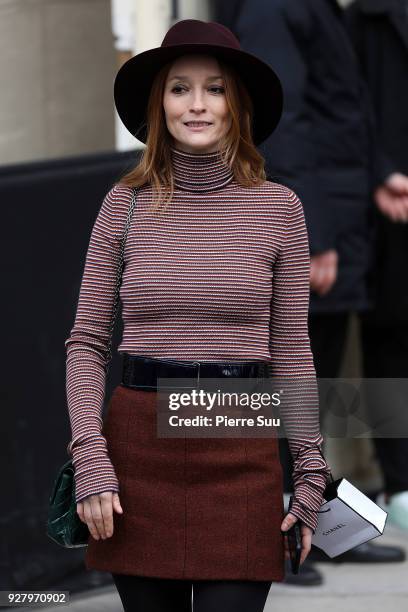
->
xmin=173 ymin=134 xmax=221 ymax=153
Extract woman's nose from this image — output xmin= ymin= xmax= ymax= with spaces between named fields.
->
xmin=190 ymin=90 xmax=206 ymax=111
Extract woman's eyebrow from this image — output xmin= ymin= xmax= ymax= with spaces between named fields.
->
xmin=169 ymin=75 xmax=223 ymax=81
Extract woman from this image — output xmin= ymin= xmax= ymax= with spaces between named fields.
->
xmin=65 ymin=19 xmax=332 ymax=612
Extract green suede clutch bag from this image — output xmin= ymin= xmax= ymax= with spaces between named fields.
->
xmin=46 ymin=459 xmax=89 ymax=548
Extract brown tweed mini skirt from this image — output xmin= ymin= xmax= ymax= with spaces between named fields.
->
xmin=85 ymin=383 xmax=285 ymax=581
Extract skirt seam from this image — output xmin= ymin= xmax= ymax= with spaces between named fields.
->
xmin=183 ymin=435 xmax=187 ymax=578
xmin=122 ymin=393 xmax=133 ymax=575
xmin=244 ymin=439 xmax=249 ymax=580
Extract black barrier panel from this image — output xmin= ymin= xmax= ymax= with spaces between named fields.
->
xmin=0 ymin=149 xmax=141 ymax=592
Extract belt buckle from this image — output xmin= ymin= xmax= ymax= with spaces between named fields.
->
xmin=162 ymin=360 xmax=201 ymax=391
xmin=190 ymin=360 xmax=201 ymax=391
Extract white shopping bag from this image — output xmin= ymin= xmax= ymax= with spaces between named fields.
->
xmin=311 ymin=478 xmax=388 ymax=558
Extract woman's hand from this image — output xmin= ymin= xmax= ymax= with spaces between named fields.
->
xmin=374 ymin=172 xmax=408 ymax=223
xmin=77 ymin=491 xmax=123 ymax=540
xmin=310 ymin=249 xmax=338 ymax=296
xmin=281 ymin=511 xmax=313 ymax=565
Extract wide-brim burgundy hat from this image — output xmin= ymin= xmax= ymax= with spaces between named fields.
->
xmin=114 ymin=19 xmax=283 ymax=146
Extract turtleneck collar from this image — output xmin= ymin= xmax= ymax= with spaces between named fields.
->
xmin=170 ymin=146 xmax=234 ymax=193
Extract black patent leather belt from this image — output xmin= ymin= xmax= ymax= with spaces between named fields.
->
xmin=121 ymin=353 xmax=269 ymax=391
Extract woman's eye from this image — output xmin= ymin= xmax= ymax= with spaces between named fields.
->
xmin=171 ymin=85 xmax=225 ymax=94
xmin=171 ymin=85 xmax=186 ymax=93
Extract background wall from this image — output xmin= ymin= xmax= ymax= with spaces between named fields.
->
xmin=0 ymin=0 xmax=116 ymax=165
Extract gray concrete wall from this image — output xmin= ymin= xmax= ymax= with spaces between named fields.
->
xmin=0 ymin=0 xmax=116 ymax=165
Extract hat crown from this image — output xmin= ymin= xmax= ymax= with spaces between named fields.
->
xmin=161 ymin=19 xmax=241 ymax=50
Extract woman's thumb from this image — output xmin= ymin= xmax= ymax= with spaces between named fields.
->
xmin=112 ymin=493 xmax=123 ymax=513
xmin=281 ymin=512 xmax=296 ymax=531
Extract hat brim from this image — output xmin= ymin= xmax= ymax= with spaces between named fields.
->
xmin=113 ymin=43 xmax=283 ymax=146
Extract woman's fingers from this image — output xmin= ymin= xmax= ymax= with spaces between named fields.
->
xmin=76 ymin=501 xmax=85 ymax=523
xmin=299 ymin=525 xmax=313 ymax=565
xmin=280 ymin=511 xmax=298 ymax=531
xmin=299 ymin=537 xmax=312 ymax=565
xmin=112 ymin=492 xmax=124 ymax=515
xmin=282 ymin=527 xmax=290 ymax=560
xmin=78 ymin=492 xmax=121 ymax=540
xmin=310 ymin=250 xmax=338 ymax=296
xmin=97 ymin=492 xmax=115 ymax=538
xmin=90 ymin=496 xmax=107 ymax=539
xmin=83 ymin=497 xmax=100 ymax=540
xmin=281 ymin=512 xmax=313 ymax=565
xmin=281 ymin=511 xmax=296 ymax=562
xmin=311 ymin=265 xmax=330 ymax=294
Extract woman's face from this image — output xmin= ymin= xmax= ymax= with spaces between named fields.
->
xmin=163 ymin=54 xmax=232 ymax=154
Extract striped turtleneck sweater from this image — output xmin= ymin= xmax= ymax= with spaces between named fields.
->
xmin=65 ymin=146 xmax=332 ymax=533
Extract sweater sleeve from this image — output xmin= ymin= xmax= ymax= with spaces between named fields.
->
xmin=65 ymin=184 xmax=126 ymax=503
xmin=269 ymin=188 xmax=332 ymax=533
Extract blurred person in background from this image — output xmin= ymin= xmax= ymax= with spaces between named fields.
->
xmin=213 ymin=0 xmax=408 ymax=585
xmin=344 ymin=0 xmax=408 ymax=531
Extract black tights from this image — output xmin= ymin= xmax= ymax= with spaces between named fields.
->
xmin=112 ymin=573 xmax=272 ymax=612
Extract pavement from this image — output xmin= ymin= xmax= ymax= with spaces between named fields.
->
xmin=30 ymin=522 xmax=408 ymax=612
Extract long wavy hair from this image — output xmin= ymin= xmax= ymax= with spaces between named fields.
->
xmin=117 ymin=54 xmax=267 ymax=213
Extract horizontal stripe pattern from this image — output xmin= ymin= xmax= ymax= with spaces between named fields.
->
xmin=65 ymin=146 xmax=331 ymax=531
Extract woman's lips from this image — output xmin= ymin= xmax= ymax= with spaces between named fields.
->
xmin=184 ymin=122 xmax=213 ymax=131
